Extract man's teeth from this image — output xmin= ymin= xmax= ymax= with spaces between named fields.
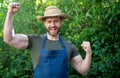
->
xmin=50 ymin=28 xmax=56 ymax=30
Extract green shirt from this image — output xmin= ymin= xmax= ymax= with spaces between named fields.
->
xmin=27 ymin=34 xmax=80 ymax=69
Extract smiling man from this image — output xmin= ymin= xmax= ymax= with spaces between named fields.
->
xmin=4 ymin=2 xmax=92 ymax=78
xmin=44 ymin=17 xmax=61 ymax=39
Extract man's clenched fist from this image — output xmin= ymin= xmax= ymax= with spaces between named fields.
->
xmin=81 ymin=41 xmax=92 ymax=55
xmin=8 ymin=2 xmax=20 ymax=14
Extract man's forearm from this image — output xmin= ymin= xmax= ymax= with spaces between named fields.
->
xmin=80 ymin=54 xmax=92 ymax=75
xmin=4 ymin=12 xmax=14 ymax=43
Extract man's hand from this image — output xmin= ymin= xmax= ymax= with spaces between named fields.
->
xmin=81 ymin=41 xmax=92 ymax=55
xmin=8 ymin=2 xmax=20 ymax=14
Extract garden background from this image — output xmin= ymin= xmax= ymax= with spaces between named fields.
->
xmin=0 ymin=0 xmax=120 ymax=78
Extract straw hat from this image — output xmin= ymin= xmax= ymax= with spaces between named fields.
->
xmin=37 ymin=6 xmax=68 ymax=21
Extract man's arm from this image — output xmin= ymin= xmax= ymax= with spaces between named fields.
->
xmin=70 ymin=41 xmax=92 ymax=75
xmin=3 ymin=2 xmax=28 ymax=50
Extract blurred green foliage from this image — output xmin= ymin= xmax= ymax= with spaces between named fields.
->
xmin=0 ymin=0 xmax=120 ymax=78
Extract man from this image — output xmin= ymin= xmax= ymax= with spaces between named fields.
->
xmin=4 ymin=2 xmax=92 ymax=78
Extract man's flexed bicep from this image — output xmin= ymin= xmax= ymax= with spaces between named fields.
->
xmin=4 ymin=24 xmax=28 ymax=50
xmin=4 ymin=22 xmax=29 ymax=50
xmin=6 ymin=34 xmax=29 ymax=50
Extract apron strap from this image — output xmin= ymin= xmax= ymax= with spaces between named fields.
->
xmin=42 ymin=35 xmax=47 ymax=49
xmin=59 ymin=37 xmax=66 ymax=49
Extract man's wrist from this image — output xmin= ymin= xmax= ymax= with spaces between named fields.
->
xmin=7 ymin=10 xmax=14 ymax=15
xmin=6 ymin=11 xmax=14 ymax=19
xmin=86 ymin=52 xmax=92 ymax=57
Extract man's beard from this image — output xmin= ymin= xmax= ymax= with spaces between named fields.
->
xmin=47 ymin=27 xmax=61 ymax=37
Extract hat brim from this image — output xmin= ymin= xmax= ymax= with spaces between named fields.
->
xmin=37 ymin=14 xmax=69 ymax=21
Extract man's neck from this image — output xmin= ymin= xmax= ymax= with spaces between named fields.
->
xmin=47 ymin=33 xmax=59 ymax=41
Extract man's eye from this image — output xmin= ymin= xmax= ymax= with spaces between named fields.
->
xmin=48 ymin=21 xmax=51 ymax=23
xmin=55 ymin=20 xmax=59 ymax=23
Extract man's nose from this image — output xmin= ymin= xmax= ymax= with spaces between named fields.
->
xmin=51 ymin=22 xmax=55 ymax=27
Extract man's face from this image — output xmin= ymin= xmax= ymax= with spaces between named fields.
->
xmin=44 ymin=16 xmax=62 ymax=37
